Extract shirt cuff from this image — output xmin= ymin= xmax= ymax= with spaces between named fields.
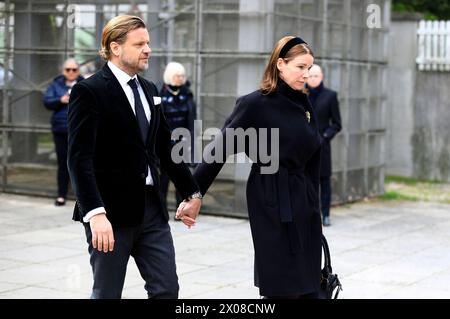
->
xmin=83 ymin=207 xmax=106 ymax=223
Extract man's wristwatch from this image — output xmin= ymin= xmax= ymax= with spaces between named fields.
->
xmin=188 ymin=191 xmax=203 ymax=200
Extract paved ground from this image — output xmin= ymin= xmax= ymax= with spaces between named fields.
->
xmin=0 ymin=192 xmax=450 ymax=299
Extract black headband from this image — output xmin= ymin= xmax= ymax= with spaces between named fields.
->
xmin=279 ymin=37 xmax=307 ymax=58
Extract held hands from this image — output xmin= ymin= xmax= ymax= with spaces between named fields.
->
xmin=89 ymin=213 xmax=115 ymax=253
xmin=175 ymin=198 xmax=202 ymax=228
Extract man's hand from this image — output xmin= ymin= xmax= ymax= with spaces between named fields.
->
xmin=176 ymin=198 xmax=201 ymax=228
xmin=89 ymin=213 xmax=115 ymax=253
xmin=60 ymin=94 xmax=70 ymax=104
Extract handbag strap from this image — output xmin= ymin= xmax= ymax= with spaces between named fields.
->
xmin=321 ymin=234 xmax=333 ymax=274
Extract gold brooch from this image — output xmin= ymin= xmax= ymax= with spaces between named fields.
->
xmin=305 ymin=111 xmax=311 ymax=123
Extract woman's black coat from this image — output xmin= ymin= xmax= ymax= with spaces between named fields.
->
xmin=193 ymin=81 xmax=323 ymax=296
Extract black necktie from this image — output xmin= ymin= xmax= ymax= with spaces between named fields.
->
xmin=128 ymin=78 xmax=149 ymax=143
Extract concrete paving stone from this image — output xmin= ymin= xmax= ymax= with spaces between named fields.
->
xmin=336 ymin=249 xmax=400 ymax=268
xmin=40 ymin=253 xmax=92 ymax=275
xmin=402 ymin=244 xmax=450 ymax=268
xmin=0 ymin=223 xmax=35 ymax=236
xmin=329 ymin=214 xmax=389 ymax=229
xmin=178 ymin=247 xmax=249 ymax=267
xmin=344 ymin=264 xmax=433 ymax=286
xmin=0 ymin=212 xmax=25 ymax=223
xmin=4 ymin=216 xmax=70 ymax=232
xmin=379 ymin=285 xmax=450 ymax=299
xmin=421 ymin=222 xmax=450 ymax=240
xmin=332 ymin=259 xmax=375 ymax=278
xmin=413 ymin=269 xmax=450 ymax=292
xmin=190 ymin=284 xmax=260 ymax=299
xmin=0 ymin=244 xmax=83 ymax=263
xmin=0 ymin=208 xmax=73 ymax=223
xmin=0 ymin=286 xmax=86 ymax=299
xmin=0 ymin=263 xmax=70 ymax=285
xmin=335 ymin=219 xmax=426 ymax=242
xmin=194 ymin=215 xmax=248 ymax=226
xmin=212 ymin=238 xmax=254 ymax=255
xmin=360 ymin=233 xmax=441 ymax=256
xmin=36 ymin=271 xmax=92 ymax=295
xmin=364 ymin=215 xmax=433 ymax=235
xmin=380 ymin=256 xmax=450 ymax=279
xmin=199 ymin=223 xmax=253 ymax=239
xmin=338 ymin=278 xmax=403 ymax=299
xmin=46 ymin=236 xmax=87 ymax=251
xmin=0 ymin=258 xmax=28 ymax=271
xmin=0 ymin=282 xmax=27 ymax=294
xmin=174 ymin=232 xmax=253 ymax=256
xmin=0 ymin=229 xmax=83 ymax=246
xmin=172 ymin=232 xmax=234 ymax=253
xmin=210 ymin=263 xmax=253 ymax=283
xmin=219 ymin=256 xmax=254 ymax=272
xmin=173 ymin=228 xmax=253 ymax=255
xmin=121 ymin=284 xmax=149 ymax=299
xmin=178 ymin=282 xmax=219 ymax=299
xmin=50 ymin=224 xmax=87 ymax=235
xmin=1 ymin=192 xmax=450 ymax=299
xmin=322 ymin=233 xmax=378 ymax=254
xmin=0 ymin=240 xmax=32 ymax=253
xmin=175 ymin=261 xmax=210 ymax=275
xmin=179 ymin=265 xmax=247 ymax=287
xmin=0 ymin=257 xmax=89 ymax=289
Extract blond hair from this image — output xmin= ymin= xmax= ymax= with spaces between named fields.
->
xmin=260 ymin=36 xmax=314 ymax=94
xmin=99 ymin=15 xmax=146 ymax=61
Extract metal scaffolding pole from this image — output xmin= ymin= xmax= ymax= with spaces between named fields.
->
xmin=1 ymin=0 xmax=11 ymax=190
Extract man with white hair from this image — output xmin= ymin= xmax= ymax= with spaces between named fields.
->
xmin=306 ymin=64 xmax=342 ymax=227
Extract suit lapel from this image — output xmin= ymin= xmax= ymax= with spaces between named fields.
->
xmin=102 ymin=64 xmax=143 ymax=145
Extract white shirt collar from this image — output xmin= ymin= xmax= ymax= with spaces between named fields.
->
xmin=107 ymin=61 xmax=137 ymax=87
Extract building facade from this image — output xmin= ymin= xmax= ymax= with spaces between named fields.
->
xmin=0 ymin=0 xmax=390 ymax=216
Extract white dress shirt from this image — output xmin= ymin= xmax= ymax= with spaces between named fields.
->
xmin=83 ymin=61 xmax=154 ymax=223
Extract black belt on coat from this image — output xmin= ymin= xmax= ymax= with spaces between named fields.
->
xmin=256 ymin=165 xmax=306 ymax=254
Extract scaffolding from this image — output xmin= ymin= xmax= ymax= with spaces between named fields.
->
xmin=0 ymin=0 xmax=391 ymax=216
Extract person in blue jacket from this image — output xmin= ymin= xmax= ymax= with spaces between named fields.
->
xmin=43 ymin=58 xmax=84 ymax=206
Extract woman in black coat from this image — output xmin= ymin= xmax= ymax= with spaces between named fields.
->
xmin=178 ymin=36 xmax=323 ymax=298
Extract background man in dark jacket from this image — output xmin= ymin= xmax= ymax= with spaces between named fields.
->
xmin=306 ymin=64 xmax=342 ymax=226
xmin=43 ymin=58 xmax=84 ymax=206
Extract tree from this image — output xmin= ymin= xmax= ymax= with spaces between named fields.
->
xmin=392 ymin=0 xmax=450 ymax=20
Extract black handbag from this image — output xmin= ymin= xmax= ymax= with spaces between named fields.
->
xmin=319 ymin=234 xmax=343 ymax=299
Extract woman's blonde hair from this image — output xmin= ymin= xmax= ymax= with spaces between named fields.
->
xmin=260 ymin=36 xmax=314 ymax=94
xmin=99 ymin=15 xmax=146 ymax=61
xmin=163 ymin=62 xmax=186 ymax=86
